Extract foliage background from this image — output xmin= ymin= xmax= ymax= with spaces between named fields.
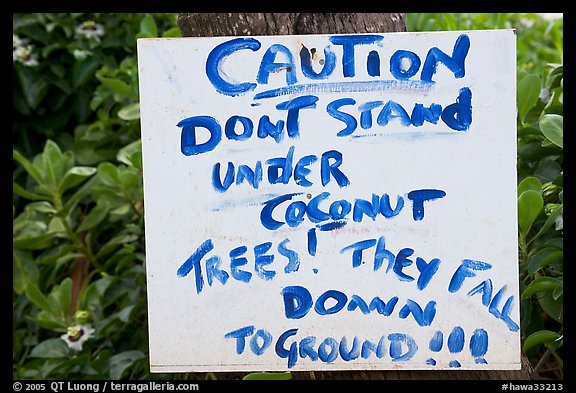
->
xmin=13 ymin=13 xmax=563 ymax=380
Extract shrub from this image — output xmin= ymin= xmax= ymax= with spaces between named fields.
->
xmin=13 ymin=12 xmax=563 ymax=380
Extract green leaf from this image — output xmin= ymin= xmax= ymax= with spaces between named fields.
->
xmin=26 ymin=201 xmax=57 ymax=214
xmin=42 ymin=140 xmax=65 ymax=192
xmin=108 ymin=350 xmax=145 ymax=379
xmin=13 ymin=149 xmax=44 ymax=185
xmin=517 ymin=176 xmax=542 ymax=197
xmin=135 ymin=32 xmax=152 ymax=39
xmin=538 ymin=290 xmax=563 ymax=323
xmin=518 ymin=142 xmax=558 ymax=162
xmin=117 ymin=103 xmax=140 ymax=120
xmin=59 ymin=166 xmax=97 ymax=194
xmin=527 ymin=248 xmax=563 ymax=274
xmin=13 ymin=182 xmax=49 ymax=201
xmin=533 ymin=157 xmax=562 ymax=184
xmin=95 ymin=234 xmax=139 ymax=259
xmin=96 ymin=76 xmax=132 ymax=97
xmin=77 ymin=202 xmax=109 ymax=232
xmin=140 ymin=14 xmax=158 ymax=38
xmin=13 ymin=249 xmax=39 ymax=295
xmin=91 ymin=350 xmax=113 ymax=377
xmin=518 ymin=190 xmax=543 ymax=236
xmin=34 ymin=315 xmax=69 ymax=331
xmin=52 ymin=278 xmax=72 ymax=320
xmin=552 ymin=286 xmax=563 ymax=301
xmin=533 ymin=205 xmax=563 ymax=239
xmin=117 ymin=305 xmax=137 ymax=323
xmin=441 ymin=13 xmax=457 ymax=30
xmin=37 ymin=244 xmax=77 ymax=266
xmin=62 ymin=176 xmax=99 ymax=214
xmin=517 ymin=74 xmax=541 ymax=123
xmin=117 ymin=139 xmax=142 ymax=169
xmin=110 ymin=203 xmax=131 ymax=218
xmin=13 ymin=209 xmax=47 ymax=232
xmin=50 ymin=63 xmax=66 ymax=78
xmin=13 ymin=232 xmax=55 ymax=250
xmin=162 ymin=26 xmax=182 ymax=38
xmin=25 ymin=283 xmax=53 ymax=313
xmin=50 ymin=354 xmax=92 ymax=378
xmin=98 ymin=162 xmax=120 ymax=187
xmin=48 ymin=216 xmax=67 ymax=234
xmin=16 ymin=66 xmax=49 ymax=109
xmin=118 ymin=169 xmax=140 ymax=189
xmin=517 ymin=126 xmax=542 ymax=138
xmin=90 ymin=88 xmax=112 ymax=111
xmin=73 ymin=57 xmax=100 ymax=88
xmin=243 ymin=372 xmax=292 ymax=380
xmin=539 ymin=114 xmax=563 ymax=148
xmin=521 ymin=276 xmax=562 ymax=299
xmin=29 ymin=338 xmax=71 ymax=358
xmin=523 ymin=330 xmax=563 ymax=353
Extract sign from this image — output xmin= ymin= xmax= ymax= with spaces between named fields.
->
xmin=137 ymin=29 xmax=519 ymax=372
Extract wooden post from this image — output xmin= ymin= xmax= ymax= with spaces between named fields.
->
xmin=175 ymin=12 xmax=534 ymax=381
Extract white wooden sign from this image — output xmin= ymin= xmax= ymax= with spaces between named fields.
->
xmin=137 ymin=29 xmax=519 ymax=372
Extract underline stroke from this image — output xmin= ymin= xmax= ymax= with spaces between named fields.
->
xmin=253 ymin=80 xmax=435 ymax=100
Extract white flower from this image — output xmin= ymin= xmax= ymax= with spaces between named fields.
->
xmin=60 ymin=324 xmax=95 ymax=351
xmin=13 ymin=34 xmax=23 ymax=60
xmin=14 ymin=44 xmax=39 ymax=67
xmin=13 ymin=45 xmax=23 ymax=61
xmin=13 ymin=34 xmax=23 ymax=45
xmin=72 ymin=49 xmax=91 ymax=61
xmin=13 ymin=34 xmax=30 ymax=62
xmin=75 ymin=21 xmax=105 ymax=40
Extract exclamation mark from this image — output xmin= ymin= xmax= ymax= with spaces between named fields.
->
xmin=447 ymin=326 xmax=465 ymax=368
xmin=426 ymin=330 xmax=443 ymax=366
xmin=307 ymin=228 xmax=317 ymax=257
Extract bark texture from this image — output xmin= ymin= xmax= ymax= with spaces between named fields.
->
xmin=176 ymin=12 xmax=534 ymax=381
xmin=177 ymin=13 xmax=407 ymax=37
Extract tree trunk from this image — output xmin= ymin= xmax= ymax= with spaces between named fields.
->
xmin=177 ymin=13 xmax=407 ymax=37
xmin=176 ymin=12 xmax=534 ymax=381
